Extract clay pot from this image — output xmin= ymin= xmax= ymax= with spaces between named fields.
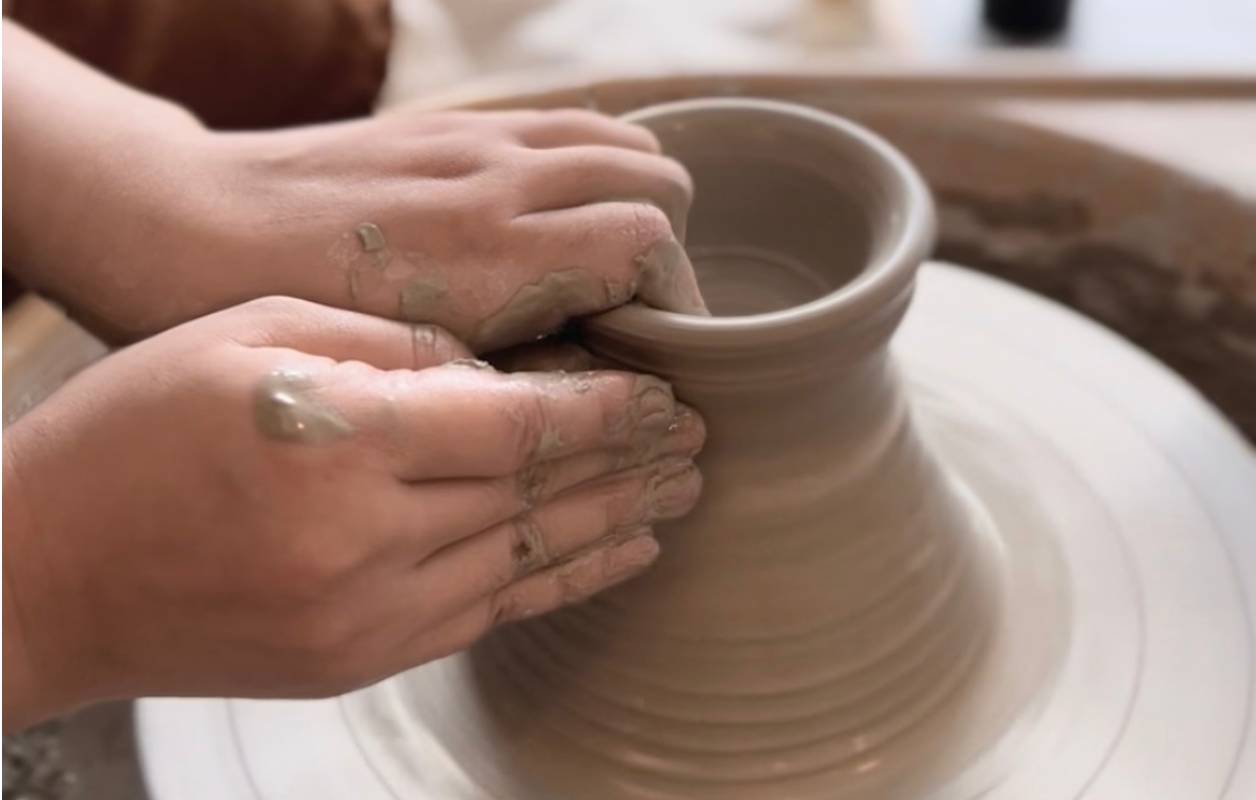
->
xmin=418 ymin=99 xmax=1004 ymax=799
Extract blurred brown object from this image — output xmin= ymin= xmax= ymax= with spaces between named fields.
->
xmin=3 ymin=0 xmax=391 ymax=129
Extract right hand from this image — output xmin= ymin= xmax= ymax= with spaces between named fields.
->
xmin=1 ymin=297 xmax=704 ymax=730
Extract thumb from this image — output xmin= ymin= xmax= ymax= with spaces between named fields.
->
xmin=221 ymin=297 xmax=472 ymax=370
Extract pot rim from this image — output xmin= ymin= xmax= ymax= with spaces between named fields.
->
xmin=587 ymin=97 xmax=936 ymax=347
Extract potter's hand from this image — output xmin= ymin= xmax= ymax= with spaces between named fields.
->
xmin=1 ymin=298 xmax=704 ymax=731
xmin=198 ymin=107 xmax=707 ymax=351
xmin=4 ymin=23 xmax=704 ymax=346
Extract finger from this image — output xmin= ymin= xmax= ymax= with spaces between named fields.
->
xmin=488 ymin=530 xmax=659 ymax=622
xmin=223 ymin=297 xmax=471 ymax=370
xmin=408 ymin=459 xmax=696 ymax=623
xmin=507 ymin=109 xmax=662 ymax=153
xmin=508 ymin=202 xmax=707 ymax=315
xmin=517 ymin=145 xmax=693 ymax=238
xmin=361 ymin=365 xmax=682 ymax=479
xmin=387 ymin=531 xmax=660 ymax=669
xmin=631 ymin=237 xmax=709 ymax=316
xmin=391 ymin=414 xmax=704 ymax=559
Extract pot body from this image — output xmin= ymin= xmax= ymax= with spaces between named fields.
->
xmin=428 ymin=99 xmax=999 ymax=799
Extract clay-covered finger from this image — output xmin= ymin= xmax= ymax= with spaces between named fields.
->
xmin=484 ymin=531 xmax=659 ymax=624
xmin=388 ymin=406 xmax=705 ymax=557
xmin=364 ymin=364 xmax=682 ymax=479
xmin=409 ymin=455 xmax=700 ymax=580
xmin=383 ymin=532 xmax=659 ymax=670
xmin=629 ymin=237 xmax=708 ymax=316
xmin=504 ymin=202 xmax=707 ymax=324
xmin=518 ymin=145 xmax=693 ymax=237
xmin=507 ymin=108 xmax=662 ymax=153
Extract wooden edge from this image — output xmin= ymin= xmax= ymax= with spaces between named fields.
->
xmin=399 ymin=63 xmax=1256 ymax=114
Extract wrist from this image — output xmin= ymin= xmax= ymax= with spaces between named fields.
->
xmin=2 ymin=424 xmax=105 ymax=730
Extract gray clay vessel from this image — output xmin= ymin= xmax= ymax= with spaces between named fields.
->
xmin=412 ymin=99 xmax=1019 ymax=799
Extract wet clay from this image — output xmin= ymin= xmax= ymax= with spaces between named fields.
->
xmin=329 ymin=222 xmax=394 ymax=303
xmin=398 ymin=275 xmax=450 ymax=323
xmin=253 ymin=369 xmax=352 ymax=444
xmin=468 ymin=268 xmax=608 ymax=352
xmin=634 ymin=238 xmax=709 ymax=314
xmin=355 ymin=222 xmax=388 ymax=254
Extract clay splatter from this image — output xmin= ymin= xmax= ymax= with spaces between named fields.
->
xmin=253 ymin=369 xmax=352 ymax=444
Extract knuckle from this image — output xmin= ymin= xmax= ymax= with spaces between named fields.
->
xmin=622 ymin=203 xmax=673 ymax=250
xmin=500 ymin=387 xmax=549 ymax=471
xmin=514 ymin=461 xmax=550 ymax=508
xmin=599 ymin=477 xmax=648 ymax=526
xmin=281 ymin=607 xmax=356 ymax=662
xmin=276 ymin=544 xmax=358 ymax=602
xmin=415 ymin=139 xmax=492 ymax=180
xmin=508 ymin=513 xmax=551 ymax=576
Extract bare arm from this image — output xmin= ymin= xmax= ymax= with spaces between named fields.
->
xmin=4 ymin=20 xmax=704 ymax=346
xmin=2 ymin=21 xmax=218 ymax=334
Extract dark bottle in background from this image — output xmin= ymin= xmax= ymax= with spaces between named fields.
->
xmin=984 ymin=0 xmax=1073 ymax=39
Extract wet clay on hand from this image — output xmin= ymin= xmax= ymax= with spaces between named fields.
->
xmin=253 ymin=369 xmax=353 ymax=444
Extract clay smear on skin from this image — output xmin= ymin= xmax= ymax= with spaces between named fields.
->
xmin=329 ymin=222 xmax=453 ymax=319
xmin=328 ymin=222 xmax=395 ymax=303
xmin=399 ymin=274 xmax=450 ymax=322
xmin=635 ymin=238 xmax=709 ymax=314
xmin=254 ymin=369 xmax=352 ymax=444
xmin=469 ymin=268 xmax=608 ymax=352
xmin=407 ymin=240 xmax=703 ymax=351
xmin=332 ymin=219 xmax=703 ymax=350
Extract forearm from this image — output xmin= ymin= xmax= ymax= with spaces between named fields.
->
xmin=2 ymin=22 xmax=209 ymax=336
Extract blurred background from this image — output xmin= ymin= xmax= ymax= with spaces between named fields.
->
xmin=379 ymin=0 xmax=1256 ymax=102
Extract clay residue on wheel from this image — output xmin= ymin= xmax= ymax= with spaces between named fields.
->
xmin=253 ymin=369 xmax=352 ymax=444
xmin=936 ymin=189 xmax=1091 ymax=235
xmin=937 ymin=191 xmax=1256 ymax=442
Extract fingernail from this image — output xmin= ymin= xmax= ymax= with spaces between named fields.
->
xmin=664 ymin=405 xmax=706 ymax=453
xmin=646 ymin=458 xmax=702 ymax=520
xmin=605 ymin=534 xmax=660 ymax=581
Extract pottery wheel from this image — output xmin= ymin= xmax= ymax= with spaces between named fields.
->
xmin=136 ymin=262 xmax=1256 ymax=800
